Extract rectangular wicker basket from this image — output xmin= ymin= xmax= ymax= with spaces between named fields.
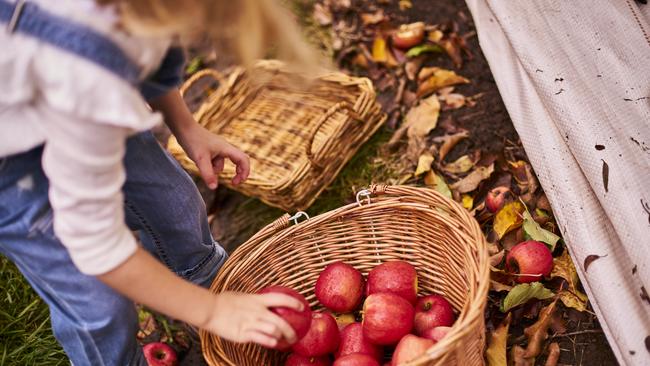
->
xmin=167 ymin=60 xmax=386 ymax=211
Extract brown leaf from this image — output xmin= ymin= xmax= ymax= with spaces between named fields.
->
xmin=441 ymin=37 xmax=463 ymax=68
xmin=444 ymin=154 xmax=475 ymax=174
xmin=493 ymin=201 xmax=525 ymax=239
xmin=405 ymin=56 xmax=424 ymax=81
xmin=398 ymin=0 xmax=412 ymax=10
xmin=405 ymin=95 xmax=441 ymax=139
xmin=544 ymin=342 xmax=560 ymax=366
xmin=361 ymin=9 xmax=386 ymax=26
xmin=602 ymin=159 xmax=609 ymax=192
xmin=417 ymin=68 xmax=470 ymax=97
xmin=414 ymin=153 xmax=434 ymax=176
xmin=511 ymin=345 xmax=535 ymax=366
xmin=490 ymin=280 xmax=513 ymax=292
xmin=313 ymin=3 xmax=333 ymax=26
xmin=536 ymin=193 xmax=551 ymax=211
xmin=584 ymin=254 xmax=605 ymax=272
xmin=486 ymin=313 xmax=511 ymax=366
xmin=524 ymin=299 xmax=558 ymax=358
xmin=551 ymin=249 xmax=588 ymax=311
xmin=440 ymin=93 xmax=466 ymax=109
xmin=435 ymin=130 xmax=470 ymax=162
xmin=450 ymin=163 xmax=495 ymax=193
xmin=500 ymin=227 xmax=525 ymax=251
xmin=490 ymin=249 xmax=505 ymax=267
xmin=550 ymin=313 xmax=567 ymax=335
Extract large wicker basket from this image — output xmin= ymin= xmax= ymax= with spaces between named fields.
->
xmin=201 ymin=185 xmax=490 ymax=366
xmin=167 ymin=60 xmax=386 ymax=211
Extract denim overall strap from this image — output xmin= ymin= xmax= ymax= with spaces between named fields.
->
xmin=0 ymin=0 xmax=141 ymax=83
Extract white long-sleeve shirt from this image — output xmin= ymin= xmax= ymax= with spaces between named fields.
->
xmin=0 ymin=0 xmax=172 ymax=275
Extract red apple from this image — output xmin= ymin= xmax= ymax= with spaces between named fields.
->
xmin=413 ymin=295 xmax=455 ymax=336
xmin=336 ymin=323 xmax=383 ymax=361
xmin=142 ymin=342 xmax=177 ymax=366
xmin=367 ymin=261 xmax=418 ymax=305
xmin=391 ymin=335 xmax=435 ymax=366
xmin=506 ymin=241 xmax=553 ymax=283
xmin=392 ymin=22 xmax=425 ymax=50
xmin=286 ymin=353 xmax=332 ymax=366
xmin=334 ymin=353 xmax=381 ymax=366
xmin=293 ymin=312 xmax=340 ymax=357
xmin=331 ymin=312 xmax=357 ymax=331
xmin=258 ymin=285 xmax=312 ymax=349
xmin=421 ymin=326 xmax=452 ymax=343
xmin=485 ymin=187 xmax=510 ymax=213
xmin=362 ymin=293 xmax=415 ymax=345
xmin=316 ymin=262 xmax=365 ymax=313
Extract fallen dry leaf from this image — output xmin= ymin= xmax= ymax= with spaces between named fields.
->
xmin=436 ymin=130 xmax=469 ymax=161
xmin=405 ymin=57 xmax=424 ymax=80
xmin=441 ymin=34 xmax=464 ymax=68
xmin=313 ymin=3 xmax=333 ymax=26
xmin=493 ymin=201 xmax=525 ymax=239
xmin=511 ymin=345 xmax=534 ymax=366
xmin=398 ymin=0 xmax=412 ymax=10
xmin=551 ymin=249 xmax=588 ymax=311
xmin=550 ymin=313 xmax=567 ymax=335
xmin=440 ymin=93 xmax=466 ymax=109
xmin=524 ymin=299 xmax=558 ymax=358
xmin=486 ymin=313 xmax=511 ymax=366
xmin=361 ymin=9 xmax=386 ymax=26
xmin=428 ymin=29 xmax=444 ymax=43
xmin=490 ymin=249 xmax=505 ymax=267
xmin=444 ymin=154 xmax=475 ymax=174
xmin=544 ymin=342 xmax=560 ymax=366
xmin=424 ymin=170 xmax=452 ymax=199
xmin=415 ymin=153 xmax=434 ymax=176
xmin=491 ymin=280 xmax=512 ymax=292
xmin=372 ymin=36 xmax=388 ymax=63
xmin=417 ymin=68 xmax=469 ymax=97
xmin=462 ymin=194 xmax=474 ymax=210
xmin=450 ymin=163 xmax=494 ymax=193
xmin=405 ymin=95 xmax=441 ymax=139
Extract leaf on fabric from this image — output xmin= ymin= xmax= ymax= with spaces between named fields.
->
xmin=486 ymin=313 xmax=511 ymax=366
xmin=436 ymin=130 xmax=470 ymax=161
xmin=550 ymin=249 xmax=588 ymax=311
xmin=522 ymin=210 xmax=560 ymax=251
xmin=406 ymin=44 xmax=444 ymax=58
xmin=602 ymin=159 xmax=609 ymax=192
xmin=500 ymin=282 xmax=555 ymax=312
xmin=462 ymin=194 xmax=474 ymax=210
xmin=372 ymin=36 xmax=388 ymax=63
xmin=584 ymin=254 xmax=605 ymax=272
xmin=444 ymin=154 xmax=475 ymax=174
xmin=405 ymin=95 xmax=441 ymax=139
xmin=417 ymin=68 xmax=470 ymax=97
xmin=493 ymin=201 xmax=524 ymax=239
xmin=313 ymin=3 xmax=333 ymax=25
xmin=415 ymin=153 xmax=434 ymax=176
xmin=424 ymin=170 xmax=452 ymax=199
xmin=524 ymin=299 xmax=558 ymax=358
xmin=450 ymin=163 xmax=494 ymax=193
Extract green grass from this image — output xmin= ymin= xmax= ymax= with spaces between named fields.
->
xmin=0 ymin=256 xmax=66 ymax=366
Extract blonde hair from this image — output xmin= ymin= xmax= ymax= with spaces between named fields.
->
xmin=100 ymin=0 xmax=324 ymax=73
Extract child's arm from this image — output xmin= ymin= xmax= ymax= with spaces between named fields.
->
xmin=149 ymin=90 xmax=249 ymax=190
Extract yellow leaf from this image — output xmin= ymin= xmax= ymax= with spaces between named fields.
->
xmin=449 ymin=163 xmax=494 ymax=193
xmin=428 ymin=30 xmax=444 ymax=43
xmin=372 ymin=36 xmax=388 ymax=63
xmin=444 ymin=154 xmax=475 ymax=174
xmin=486 ymin=313 xmax=511 ymax=366
xmin=462 ymin=194 xmax=474 ymax=210
xmin=558 ymin=290 xmax=587 ymax=312
xmin=551 ymin=249 xmax=588 ymax=311
xmin=398 ymin=0 xmax=412 ymax=11
xmin=414 ymin=153 xmax=434 ymax=176
xmin=493 ymin=201 xmax=525 ymax=239
xmin=417 ymin=67 xmax=469 ymax=97
xmin=405 ymin=95 xmax=440 ymax=139
xmin=424 ymin=170 xmax=452 ymax=199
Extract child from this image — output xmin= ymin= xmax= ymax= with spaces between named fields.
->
xmin=0 ymin=0 xmax=319 ymax=364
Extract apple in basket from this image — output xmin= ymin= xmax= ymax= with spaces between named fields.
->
xmin=293 ymin=312 xmax=340 ymax=357
xmin=391 ymin=335 xmax=435 ymax=366
xmin=316 ymin=262 xmax=365 ymax=313
xmin=505 ymin=240 xmax=553 ymax=283
xmin=333 ymin=353 xmax=381 ymax=366
xmin=258 ymin=285 xmax=312 ymax=350
xmin=362 ymin=293 xmax=415 ymax=345
xmin=367 ymin=261 xmax=418 ymax=305
xmin=421 ymin=326 xmax=452 ymax=343
xmin=413 ymin=295 xmax=455 ymax=336
xmin=285 ymin=353 xmax=332 ymax=366
xmin=142 ymin=342 xmax=178 ymax=366
xmin=336 ymin=323 xmax=383 ymax=361
xmin=330 ymin=312 xmax=357 ymax=331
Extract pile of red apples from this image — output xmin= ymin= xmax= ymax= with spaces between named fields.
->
xmin=259 ymin=261 xmax=457 ymax=366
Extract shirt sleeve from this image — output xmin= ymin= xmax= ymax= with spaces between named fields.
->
xmin=140 ymin=46 xmax=186 ymax=101
xmin=39 ymin=105 xmax=138 ymax=275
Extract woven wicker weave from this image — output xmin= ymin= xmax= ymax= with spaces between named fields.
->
xmin=167 ymin=60 xmax=386 ymax=211
xmin=201 ymin=185 xmax=490 ymax=366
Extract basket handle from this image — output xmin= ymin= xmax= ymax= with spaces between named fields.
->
xmin=179 ymin=68 xmax=227 ymax=98
xmin=306 ymin=102 xmax=363 ymax=168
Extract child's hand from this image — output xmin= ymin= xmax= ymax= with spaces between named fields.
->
xmin=176 ymin=125 xmax=250 ymax=189
xmin=205 ymin=291 xmax=304 ymax=348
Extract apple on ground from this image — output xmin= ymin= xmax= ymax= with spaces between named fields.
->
xmin=391 ymin=22 xmax=425 ymax=49
xmin=293 ymin=312 xmax=340 ymax=357
xmin=391 ymin=335 xmax=435 ymax=366
xmin=413 ymin=295 xmax=455 ymax=336
xmin=142 ymin=342 xmax=177 ymax=366
xmin=421 ymin=326 xmax=452 ymax=342
xmin=258 ymin=285 xmax=312 ymax=349
xmin=362 ymin=293 xmax=415 ymax=345
xmin=330 ymin=312 xmax=356 ymax=331
xmin=336 ymin=323 xmax=383 ymax=361
xmin=316 ymin=262 xmax=365 ymax=313
xmin=505 ymin=240 xmax=553 ymax=283
xmin=367 ymin=261 xmax=418 ymax=305
xmin=285 ymin=353 xmax=332 ymax=366
xmin=333 ymin=353 xmax=381 ymax=366
xmin=485 ymin=187 xmax=510 ymax=213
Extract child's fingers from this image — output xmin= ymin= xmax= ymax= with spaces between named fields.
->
xmin=195 ymin=153 xmax=218 ymax=189
xmin=261 ymin=310 xmax=297 ymax=344
xmin=246 ymin=330 xmax=278 ymax=348
xmin=253 ymin=319 xmax=283 ymax=339
xmin=224 ymin=146 xmax=250 ymax=185
xmin=258 ymin=293 xmax=304 ymax=311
